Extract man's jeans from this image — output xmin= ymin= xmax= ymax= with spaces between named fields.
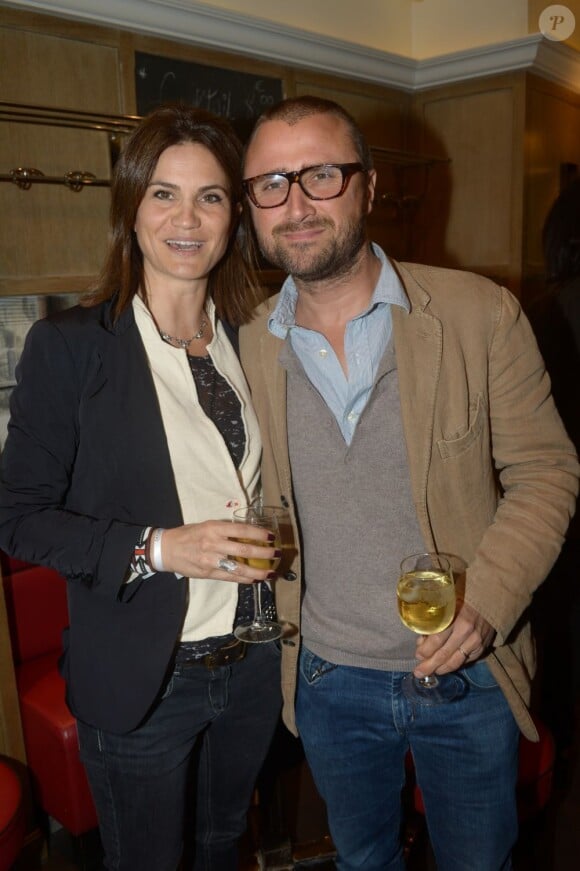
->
xmin=296 ymin=647 xmax=519 ymax=871
xmin=77 ymin=642 xmax=281 ymax=871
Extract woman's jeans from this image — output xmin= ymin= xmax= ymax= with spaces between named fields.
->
xmin=77 ymin=642 xmax=282 ymax=871
xmin=296 ymin=647 xmax=520 ymax=871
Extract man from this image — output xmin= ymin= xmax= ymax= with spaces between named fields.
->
xmin=239 ymin=96 xmax=579 ymax=871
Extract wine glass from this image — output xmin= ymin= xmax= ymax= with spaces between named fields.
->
xmin=232 ymin=506 xmax=283 ymax=643
xmin=397 ymin=552 xmax=461 ymax=704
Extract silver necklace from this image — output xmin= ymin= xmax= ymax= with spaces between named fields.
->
xmin=159 ymin=316 xmax=208 ymax=350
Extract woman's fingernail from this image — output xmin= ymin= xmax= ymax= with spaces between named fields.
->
xmin=266 ymin=572 xmax=276 ymax=580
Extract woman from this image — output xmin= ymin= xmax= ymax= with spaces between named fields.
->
xmin=0 ymin=104 xmax=282 ymax=870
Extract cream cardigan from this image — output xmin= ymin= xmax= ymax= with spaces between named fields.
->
xmin=133 ymin=295 xmax=262 ymax=641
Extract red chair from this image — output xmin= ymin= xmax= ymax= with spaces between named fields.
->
xmin=0 ymin=757 xmax=25 ymax=871
xmin=515 ymin=718 xmax=555 ymax=822
xmin=1 ymin=555 xmax=98 ymax=838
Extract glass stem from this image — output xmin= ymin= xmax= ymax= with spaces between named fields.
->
xmin=252 ymin=582 xmax=265 ymax=625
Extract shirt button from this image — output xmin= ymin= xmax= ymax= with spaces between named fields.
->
xmin=347 ymin=412 xmax=358 ymax=422
xmin=318 ymin=349 xmax=328 ymax=358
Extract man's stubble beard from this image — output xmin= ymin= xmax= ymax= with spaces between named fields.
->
xmin=257 ymin=207 xmax=368 ymax=283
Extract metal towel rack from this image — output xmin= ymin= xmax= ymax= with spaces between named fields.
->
xmin=0 ymin=101 xmax=140 ymax=191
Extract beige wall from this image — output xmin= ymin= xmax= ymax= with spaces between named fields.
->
xmin=191 ymin=0 xmax=414 ymax=55
xmin=172 ymin=0 xmax=580 ymax=56
xmin=412 ymin=0 xmax=529 ymax=59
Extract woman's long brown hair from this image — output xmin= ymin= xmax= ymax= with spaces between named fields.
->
xmin=85 ymin=103 xmax=265 ymax=325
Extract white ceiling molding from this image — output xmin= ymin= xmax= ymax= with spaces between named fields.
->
xmin=533 ymin=37 xmax=580 ymax=92
xmin=415 ymin=35 xmax=580 ymax=92
xmin=2 ymin=0 xmax=580 ymax=93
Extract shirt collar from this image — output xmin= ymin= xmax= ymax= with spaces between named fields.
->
xmin=268 ymin=243 xmax=409 ymax=338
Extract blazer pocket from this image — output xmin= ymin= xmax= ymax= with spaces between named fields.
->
xmin=437 ymin=394 xmax=486 ymax=460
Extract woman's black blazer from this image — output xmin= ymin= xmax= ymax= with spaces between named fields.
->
xmin=0 ymin=299 xmax=190 ymax=734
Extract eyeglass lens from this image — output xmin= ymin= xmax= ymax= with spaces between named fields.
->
xmin=249 ymin=164 xmax=361 ymax=208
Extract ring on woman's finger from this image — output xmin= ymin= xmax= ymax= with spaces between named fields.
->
xmin=217 ymin=557 xmax=237 ymax=573
xmin=458 ymin=646 xmax=470 ymax=659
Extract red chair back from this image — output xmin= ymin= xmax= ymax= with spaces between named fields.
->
xmin=1 ymin=555 xmax=98 ymax=836
xmin=2 ymin=565 xmax=69 ymax=664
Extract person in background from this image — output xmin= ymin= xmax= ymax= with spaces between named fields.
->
xmin=239 ymin=95 xmax=579 ymax=871
xmin=0 ymin=104 xmax=282 ymax=871
xmin=528 ymin=176 xmax=580 ymax=765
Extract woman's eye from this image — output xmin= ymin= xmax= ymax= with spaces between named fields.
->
xmin=153 ymin=189 xmax=173 ymax=200
xmin=202 ymin=192 xmax=225 ymax=204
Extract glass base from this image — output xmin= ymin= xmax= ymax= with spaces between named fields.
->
xmin=234 ymin=620 xmax=282 ymax=644
xmin=401 ymin=671 xmax=465 ymax=706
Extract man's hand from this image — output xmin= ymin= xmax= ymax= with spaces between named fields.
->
xmin=413 ymin=600 xmax=496 ymax=677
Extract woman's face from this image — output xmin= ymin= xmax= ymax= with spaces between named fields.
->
xmin=134 ymin=141 xmax=236 ymax=293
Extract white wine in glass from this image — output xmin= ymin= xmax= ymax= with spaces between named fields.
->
xmin=397 ymin=569 xmax=455 ymax=635
xmin=233 ymin=537 xmax=280 ymax=572
xmin=397 ymin=552 xmax=460 ymax=704
xmin=232 ymin=506 xmax=282 ymax=644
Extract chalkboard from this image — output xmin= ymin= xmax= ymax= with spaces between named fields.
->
xmin=135 ymin=52 xmax=283 ymax=139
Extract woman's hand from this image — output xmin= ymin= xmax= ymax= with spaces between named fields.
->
xmin=160 ymin=520 xmax=279 ymax=584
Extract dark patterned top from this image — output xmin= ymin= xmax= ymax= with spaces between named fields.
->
xmin=178 ymin=352 xmax=275 ymax=660
xmin=187 ymin=353 xmax=246 ymax=469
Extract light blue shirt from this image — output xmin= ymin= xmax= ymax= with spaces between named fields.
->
xmin=268 ymin=243 xmax=410 ymax=443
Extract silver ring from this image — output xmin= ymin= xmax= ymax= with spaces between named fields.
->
xmin=217 ymin=557 xmax=237 ymax=573
xmin=458 ymin=646 xmax=470 ymax=659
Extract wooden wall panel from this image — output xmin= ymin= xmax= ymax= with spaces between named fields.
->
xmin=294 ymin=75 xmax=410 ymax=149
xmin=0 ymin=26 xmax=122 ymax=114
xmin=411 ymin=76 xmax=526 ymax=289
xmin=0 ymin=17 xmax=124 ymax=295
xmin=0 ymin=123 xmax=112 ymax=295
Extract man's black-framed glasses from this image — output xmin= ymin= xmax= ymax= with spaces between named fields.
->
xmin=243 ymin=162 xmax=365 ymax=209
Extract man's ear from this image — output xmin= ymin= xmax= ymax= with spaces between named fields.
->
xmin=366 ymin=168 xmax=377 ymax=214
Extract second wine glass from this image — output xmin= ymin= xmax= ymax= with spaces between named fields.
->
xmin=232 ymin=506 xmax=282 ymax=644
xmin=397 ymin=552 xmax=461 ymax=704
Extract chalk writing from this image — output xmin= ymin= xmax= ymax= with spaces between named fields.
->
xmin=135 ymin=52 xmax=283 ymax=126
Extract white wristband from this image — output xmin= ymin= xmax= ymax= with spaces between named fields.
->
xmin=151 ymin=527 xmax=166 ymax=572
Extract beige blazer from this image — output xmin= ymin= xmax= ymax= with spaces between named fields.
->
xmin=240 ymin=260 xmax=579 ymax=740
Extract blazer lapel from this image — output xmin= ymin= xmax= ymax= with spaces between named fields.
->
xmin=392 ymin=263 xmax=443 ymax=547
xmin=98 ymin=311 xmax=184 ymax=527
xmin=263 ymin=331 xmax=288 ymax=447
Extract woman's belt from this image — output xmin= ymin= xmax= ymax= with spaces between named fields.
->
xmin=175 ymin=636 xmax=246 ymax=669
